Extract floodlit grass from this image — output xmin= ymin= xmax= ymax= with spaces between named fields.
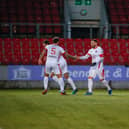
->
xmin=0 ymin=89 xmax=129 ymax=129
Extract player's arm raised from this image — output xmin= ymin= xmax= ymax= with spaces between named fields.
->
xmin=38 ymin=49 xmax=46 ymax=65
xmin=64 ymin=52 xmax=77 ymax=59
xmin=77 ymin=53 xmax=91 ymax=60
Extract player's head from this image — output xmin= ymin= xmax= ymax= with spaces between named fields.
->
xmin=91 ymin=39 xmax=98 ymax=48
xmin=52 ymin=36 xmax=59 ymax=44
xmin=43 ymin=40 xmax=50 ymax=47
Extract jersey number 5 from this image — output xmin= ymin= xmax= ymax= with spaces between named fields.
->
xmin=51 ymin=48 xmax=56 ymax=55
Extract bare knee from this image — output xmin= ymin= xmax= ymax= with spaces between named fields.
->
xmin=56 ymin=74 xmax=62 ymax=78
xmin=50 ymin=72 xmax=55 ymax=78
xmin=64 ymin=73 xmax=69 ymax=79
xmin=100 ymin=79 xmax=104 ymax=82
xmin=44 ymin=73 xmax=49 ymax=77
xmin=88 ymin=76 xmax=93 ymax=80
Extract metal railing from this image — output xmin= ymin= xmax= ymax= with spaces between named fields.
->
xmin=0 ymin=23 xmax=65 ymax=38
xmin=0 ymin=23 xmax=129 ymax=39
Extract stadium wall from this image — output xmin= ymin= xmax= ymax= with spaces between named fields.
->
xmin=68 ymin=0 xmax=101 ymax=20
xmin=0 ymin=65 xmax=129 ymax=89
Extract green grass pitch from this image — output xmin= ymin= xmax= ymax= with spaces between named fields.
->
xmin=0 ymin=89 xmax=129 ymax=129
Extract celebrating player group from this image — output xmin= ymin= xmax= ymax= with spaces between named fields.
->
xmin=38 ymin=37 xmax=112 ymax=96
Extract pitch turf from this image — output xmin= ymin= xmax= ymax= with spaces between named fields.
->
xmin=0 ymin=89 xmax=129 ymax=129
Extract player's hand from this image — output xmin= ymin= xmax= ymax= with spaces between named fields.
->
xmin=38 ymin=59 xmax=42 ymax=65
xmin=76 ymin=56 xmax=80 ymax=60
xmin=43 ymin=56 xmax=46 ymax=62
xmin=74 ymin=55 xmax=80 ymax=60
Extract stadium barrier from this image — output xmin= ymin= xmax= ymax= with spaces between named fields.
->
xmin=0 ymin=65 xmax=129 ymax=89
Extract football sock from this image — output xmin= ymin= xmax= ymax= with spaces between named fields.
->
xmin=67 ymin=77 xmax=76 ymax=90
xmin=52 ymin=76 xmax=58 ymax=84
xmin=58 ymin=78 xmax=65 ymax=92
xmin=101 ymin=79 xmax=111 ymax=91
xmin=88 ymin=79 xmax=93 ymax=93
xmin=44 ymin=76 xmax=48 ymax=90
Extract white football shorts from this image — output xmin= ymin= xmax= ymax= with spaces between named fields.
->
xmin=88 ymin=61 xmax=105 ymax=80
xmin=45 ymin=61 xmax=61 ymax=75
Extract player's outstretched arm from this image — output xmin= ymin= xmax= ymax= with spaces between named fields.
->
xmin=77 ymin=54 xmax=90 ymax=60
xmin=64 ymin=52 xmax=90 ymax=60
xmin=65 ymin=52 xmax=77 ymax=59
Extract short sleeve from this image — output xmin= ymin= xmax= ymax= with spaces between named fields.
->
xmin=87 ymin=49 xmax=92 ymax=56
xmin=100 ymin=47 xmax=104 ymax=54
xmin=60 ymin=47 xmax=65 ymax=54
xmin=45 ymin=45 xmax=48 ymax=50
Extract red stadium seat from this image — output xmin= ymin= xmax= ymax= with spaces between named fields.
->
xmin=120 ymin=28 xmax=129 ymax=35
xmin=119 ymin=41 xmax=127 ymax=53
xmin=74 ymin=39 xmax=85 ymax=55
xmin=27 ymin=26 xmax=36 ymax=33
xmin=101 ymin=42 xmax=109 ymax=50
xmin=66 ymin=51 xmax=77 ymax=65
xmin=19 ymin=26 xmax=27 ymax=33
xmin=3 ymin=38 xmax=12 ymax=44
xmin=21 ymin=38 xmax=30 ymax=44
xmin=123 ymin=56 xmax=129 ymax=65
xmin=0 ymin=39 xmax=3 ymax=64
xmin=74 ymin=39 xmax=84 ymax=49
xmin=27 ymin=16 xmax=34 ymax=22
xmin=110 ymin=45 xmax=119 ymax=53
xmin=0 ymin=38 xmax=129 ymax=65
xmin=0 ymin=17 xmax=8 ymax=22
xmin=83 ymin=39 xmax=91 ymax=44
xmin=118 ymin=56 xmax=125 ymax=65
xmin=3 ymin=56 xmax=13 ymax=65
xmin=31 ymin=51 xmax=40 ymax=64
xmin=45 ymin=26 xmax=53 ymax=34
xmin=12 ymin=38 xmax=21 ymax=48
xmin=0 ymin=54 xmax=3 ymax=64
xmin=65 ymin=39 xmax=75 ymax=50
xmin=12 ymin=55 xmax=22 ymax=64
xmin=0 ymin=39 xmax=3 ymax=49
xmin=100 ymin=39 xmax=109 ymax=45
xmin=30 ymin=38 xmax=39 ymax=44
xmin=104 ymin=56 xmax=113 ymax=65
xmin=54 ymin=26 xmax=61 ymax=34
xmin=48 ymin=38 xmax=53 ymax=44
xmin=83 ymin=40 xmax=91 ymax=53
xmin=53 ymin=17 xmax=60 ymax=23
xmin=21 ymin=56 xmax=30 ymax=65
xmin=0 ymin=0 xmax=63 ymax=35
xmin=59 ymin=38 xmax=66 ymax=49
xmin=107 ymin=0 xmax=129 ymax=36
xmin=39 ymin=38 xmax=47 ymax=53
xmin=3 ymin=39 xmax=13 ymax=64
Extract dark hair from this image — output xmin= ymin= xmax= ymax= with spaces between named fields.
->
xmin=43 ymin=40 xmax=50 ymax=45
xmin=91 ymin=39 xmax=98 ymax=43
xmin=53 ymin=37 xmax=59 ymax=43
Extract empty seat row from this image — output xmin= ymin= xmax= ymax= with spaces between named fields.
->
xmin=105 ymin=0 xmax=129 ymax=36
xmin=0 ymin=25 xmax=62 ymax=34
xmin=0 ymin=38 xmax=129 ymax=65
xmin=0 ymin=0 xmax=64 ymax=35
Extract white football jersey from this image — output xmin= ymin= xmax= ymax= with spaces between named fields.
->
xmin=58 ymin=56 xmax=68 ymax=74
xmin=88 ymin=46 xmax=104 ymax=63
xmin=80 ymin=46 xmax=104 ymax=63
xmin=45 ymin=44 xmax=65 ymax=63
xmin=58 ymin=55 xmax=66 ymax=64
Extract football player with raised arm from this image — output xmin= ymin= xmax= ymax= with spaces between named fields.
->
xmin=75 ymin=39 xmax=112 ymax=95
xmin=38 ymin=38 xmax=76 ymax=95
xmin=50 ymin=37 xmax=78 ymax=95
